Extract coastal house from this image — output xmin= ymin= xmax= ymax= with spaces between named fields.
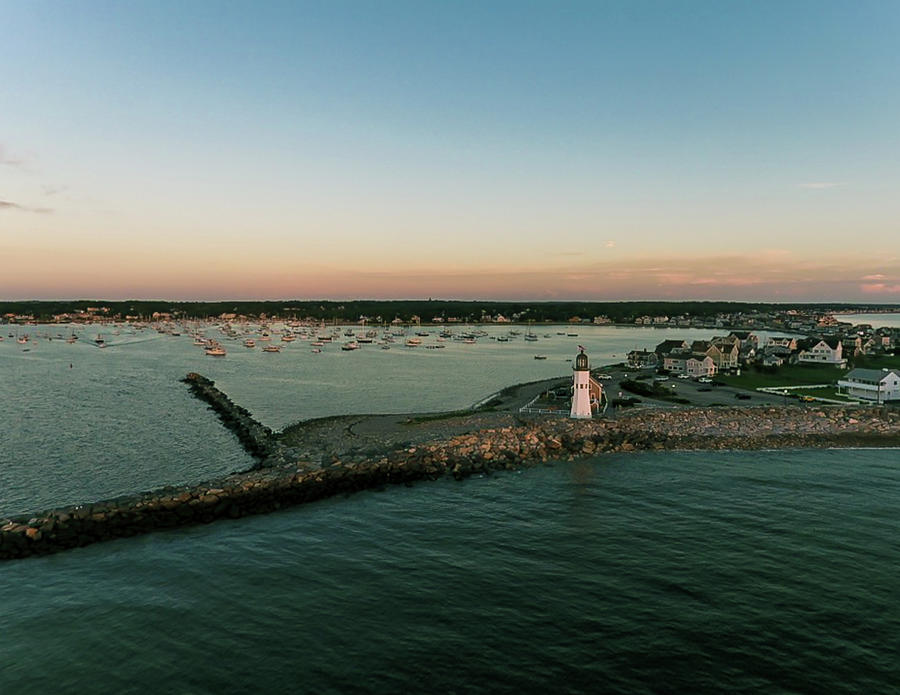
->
xmin=765 ymin=336 xmax=798 ymax=351
xmin=655 ymin=340 xmax=690 ymax=358
xmin=841 ymin=336 xmax=862 ymax=358
xmin=710 ymin=338 xmax=741 ymax=369
xmin=727 ymin=331 xmax=759 ymax=351
xmin=663 ymin=354 xmax=716 ymax=377
xmin=685 ymin=355 xmax=717 ymax=377
xmin=836 ymin=368 xmax=900 ymax=404
xmin=627 ymin=349 xmax=658 ymax=369
xmin=662 ymin=355 xmax=685 ymax=373
xmin=691 ymin=340 xmax=736 ymax=370
xmin=797 ymin=338 xmax=845 ymax=367
xmin=761 ymin=353 xmax=785 ymax=367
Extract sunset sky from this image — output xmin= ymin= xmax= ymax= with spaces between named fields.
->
xmin=2 ymin=1 xmax=899 ymax=301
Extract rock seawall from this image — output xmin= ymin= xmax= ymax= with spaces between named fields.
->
xmin=3 ymin=405 xmax=899 ymax=561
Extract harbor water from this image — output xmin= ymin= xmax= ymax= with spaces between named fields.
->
xmin=1 ymin=325 xmax=898 ymax=693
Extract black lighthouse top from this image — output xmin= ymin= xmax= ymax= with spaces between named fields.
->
xmin=575 ymin=347 xmax=589 ymax=371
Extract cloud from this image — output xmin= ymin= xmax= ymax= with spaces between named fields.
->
xmin=862 ymin=274 xmax=886 ymax=281
xmin=604 ymin=240 xmax=616 ymax=248
xmin=861 ymin=283 xmax=900 ymax=294
xmin=0 ymin=199 xmax=52 ymax=214
xmin=797 ymin=182 xmax=844 ymax=189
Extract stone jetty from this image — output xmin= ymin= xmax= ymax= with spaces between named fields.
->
xmin=181 ymin=373 xmax=276 ymax=463
xmin=2 ymin=380 xmax=899 ymax=560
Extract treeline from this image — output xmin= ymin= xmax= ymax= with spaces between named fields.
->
xmin=1 ymin=299 xmax=895 ymax=323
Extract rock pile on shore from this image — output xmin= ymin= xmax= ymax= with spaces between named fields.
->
xmin=3 ymin=396 xmax=898 ymax=561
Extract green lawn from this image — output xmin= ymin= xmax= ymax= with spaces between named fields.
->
xmin=718 ymin=364 xmax=846 ymax=391
xmin=852 ymin=354 xmax=900 ymax=370
xmin=790 ymin=387 xmax=853 ymax=401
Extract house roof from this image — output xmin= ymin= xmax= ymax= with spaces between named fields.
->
xmin=655 ymin=340 xmax=688 ymax=354
xmin=845 ymin=368 xmax=900 ymax=382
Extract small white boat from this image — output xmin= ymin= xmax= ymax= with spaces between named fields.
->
xmin=341 ymin=341 xmax=360 ymax=351
xmin=205 ymin=345 xmax=226 ymax=356
xmin=311 ymin=348 xmax=322 ymax=353
xmin=244 ymin=339 xmax=256 ymax=348
xmin=262 ymin=345 xmax=281 ymax=353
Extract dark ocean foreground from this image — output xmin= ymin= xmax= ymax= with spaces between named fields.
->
xmin=2 ymin=448 xmax=899 ymax=694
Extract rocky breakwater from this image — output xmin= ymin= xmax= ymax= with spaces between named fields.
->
xmin=2 ymin=404 xmax=899 ymax=561
xmin=181 ymin=373 xmax=276 ymax=464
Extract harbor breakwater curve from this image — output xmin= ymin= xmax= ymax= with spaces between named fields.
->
xmin=2 ymin=377 xmax=899 ymax=561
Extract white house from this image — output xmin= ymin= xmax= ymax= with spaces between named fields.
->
xmin=836 ymin=368 xmax=900 ymax=403
xmin=798 ymin=338 xmax=845 ymax=367
xmin=663 ymin=354 xmax=716 ymax=377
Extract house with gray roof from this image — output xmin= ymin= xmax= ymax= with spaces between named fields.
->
xmin=836 ymin=368 xmax=900 ymax=404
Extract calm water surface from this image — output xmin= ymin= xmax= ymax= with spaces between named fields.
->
xmin=835 ymin=312 xmax=900 ymax=329
xmin=1 ymin=325 xmax=897 ymax=693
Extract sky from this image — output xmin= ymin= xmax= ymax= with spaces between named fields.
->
xmin=2 ymin=0 xmax=899 ymax=302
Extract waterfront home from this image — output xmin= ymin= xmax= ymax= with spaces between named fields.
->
xmin=663 ymin=354 xmax=716 ymax=377
xmin=655 ymin=339 xmax=690 ymax=358
xmin=765 ymin=336 xmax=798 ymax=351
xmin=762 ymin=353 xmax=786 ymax=367
xmin=797 ymin=338 xmax=846 ymax=367
xmin=837 ymin=368 xmax=900 ymax=404
xmin=841 ymin=334 xmax=863 ymax=357
xmin=691 ymin=340 xmax=736 ymax=371
xmin=710 ymin=338 xmax=741 ymax=369
xmin=627 ymin=349 xmax=658 ymax=369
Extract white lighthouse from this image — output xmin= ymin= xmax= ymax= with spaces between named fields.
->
xmin=570 ymin=346 xmax=592 ymax=419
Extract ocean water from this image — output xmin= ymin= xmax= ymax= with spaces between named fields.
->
xmin=835 ymin=312 xmax=900 ymax=329
xmin=1 ymin=325 xmax=897 ymax=693
xmin=3 ymin=449 xmax=899 ymax=694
